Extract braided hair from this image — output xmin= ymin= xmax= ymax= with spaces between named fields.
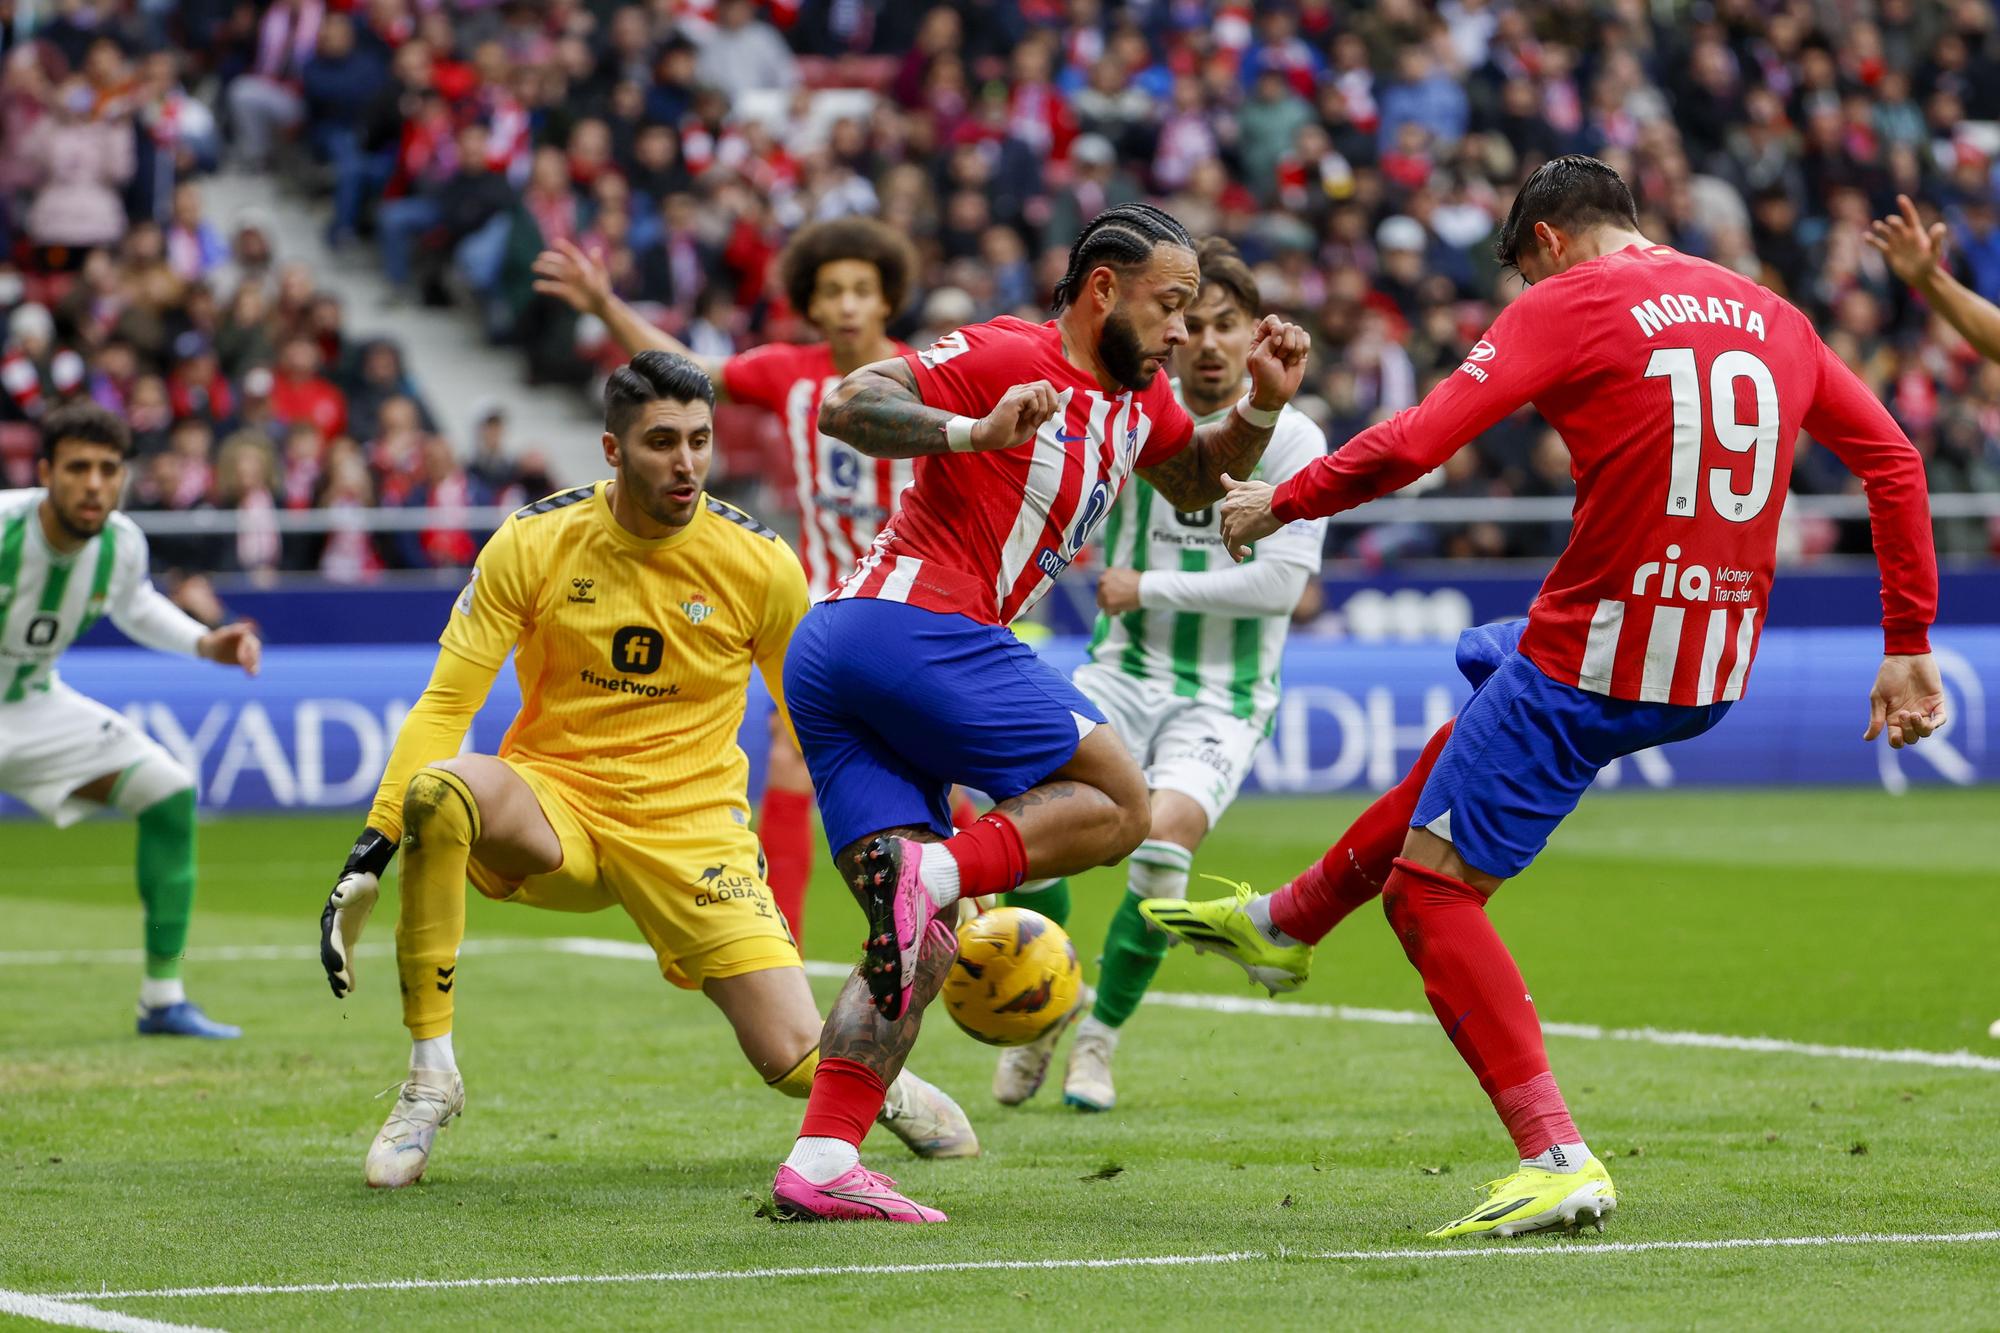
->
xmin=1049 ymin=203 xmax=1196 ymax=312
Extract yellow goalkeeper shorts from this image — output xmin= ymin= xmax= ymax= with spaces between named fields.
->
xmin=465 ymin=758 xmax=801 ymax=988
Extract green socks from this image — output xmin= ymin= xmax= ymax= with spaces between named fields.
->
xmin=1093 ymin=839 xmax=1192 ymax=1028
xmin=135 ymin=787 xmax=197 ymax=979
xmin=1005 ymin=877 xmax=1071 ymax=927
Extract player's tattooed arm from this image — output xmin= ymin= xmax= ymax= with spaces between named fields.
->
xmin=1138 ymin=410 xmax=1277 ymax=510
xmin=1138 ymin=314 xmax=1312 ymax=509
xmin=819 ymin=359 xmax=1063 ymax=458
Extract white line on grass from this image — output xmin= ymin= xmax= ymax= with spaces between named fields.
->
xmin=0 ymin=1288 xmax=221 ymax=1333
xmin=45 ymin=1230 xmax=2000 ymax=1302
xmin=7 ymin=935 xmax=1998 ymax=1074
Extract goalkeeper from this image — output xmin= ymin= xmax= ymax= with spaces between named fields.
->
xmin=318 ymin=353 xmax=975 ymax=1188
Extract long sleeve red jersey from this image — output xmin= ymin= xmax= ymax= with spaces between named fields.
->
xmin=1272 ymin=244 xmax=1937 ymax=706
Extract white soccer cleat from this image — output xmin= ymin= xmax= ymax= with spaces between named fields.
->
xmin=991 ymin=989 xmax=1085 ymax=1106
xmin=364 ymin=1068 xmax=464 ymax=1189
xmin=1062 ymin=1023 xmax=1118 ymax=1112
xmin=877 ymin=1069 xmax=980 ymax=1159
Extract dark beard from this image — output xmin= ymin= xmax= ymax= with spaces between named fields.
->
xmin=52 ymin=504 xmax=106 ymax=542
xmin=1097 ymin=309 xmax=1155 ymax=391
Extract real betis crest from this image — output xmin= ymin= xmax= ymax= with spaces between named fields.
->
xmin=681 ymin=594 xmax=712 ymax=625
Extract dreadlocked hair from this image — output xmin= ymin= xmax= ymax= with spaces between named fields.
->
xmin=1049 ymin=203 xmax=1196 ymax=312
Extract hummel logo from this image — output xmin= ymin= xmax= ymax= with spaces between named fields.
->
xmin=568 ymin=577 xmax=596 ymax=604
xmin=436 ymin=964 xmax=456 ymax=994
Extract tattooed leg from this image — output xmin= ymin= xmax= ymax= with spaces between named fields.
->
xmin=817 ymin=826 xmax=959 ymax=1086
xmin=995 ymin=724 xmax=1151 ymax=878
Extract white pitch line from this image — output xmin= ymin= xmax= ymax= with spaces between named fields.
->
xmin=0 ymin=1287 xmax=221 ymax=1333
xmin=46 ymin=1230 xmax=2000 ymax=1303
xmin=6 ymin=935 xmax=1998 ymax=1074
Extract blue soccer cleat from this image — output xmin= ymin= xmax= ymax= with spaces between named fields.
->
xmin=136 ymin=1000 xmax=243 ymax=1039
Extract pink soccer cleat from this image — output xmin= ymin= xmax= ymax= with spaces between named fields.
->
xmin=857 ymin=835 xmax=936 ymax=1020
xmin=771 ymin=1164 xmax=948 ymax=1222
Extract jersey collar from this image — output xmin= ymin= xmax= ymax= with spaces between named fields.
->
xmin=591 ymin=478 xmax=707 ymax=554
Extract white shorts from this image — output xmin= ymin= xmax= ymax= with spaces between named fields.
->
xmin=0 ymin=681 xmax=171 ymax=827
xmin=1070 ymin=662 xmax=1263 ymax=830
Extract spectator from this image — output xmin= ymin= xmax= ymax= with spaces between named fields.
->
xmin=20 ymin=79 xmax=135 ymax=253
xmin=268 ymin=336 xmax=347 ymax=440
xmin=227 ymin=0 xmax=323 ymax=169
xmin=695 ymin=0 xmax=798 ymax=101
xmin=400 ymin=433 xmax=490 ymax=569
xmin=212 ymin=432 xmax=284 ymax=579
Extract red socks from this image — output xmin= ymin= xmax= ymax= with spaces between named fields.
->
xmin=1380 ymin=857 xmax=1578 ymax=1159
xmin=943 ymin=811 xmax=1026 ymax=898
xmin=758 ymin=786 xmax=814 ymax=946
xmin=1492 ymin=1071 xmax=1581 ymax=1162
xmin=1269 ymin=719 xmax=1455 ymax=944
xmin=798 ymin=1057 xmax=886 ymax=1145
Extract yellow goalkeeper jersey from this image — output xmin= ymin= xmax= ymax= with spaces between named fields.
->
xmin=367 ymin=482 xmax=808 ymax=838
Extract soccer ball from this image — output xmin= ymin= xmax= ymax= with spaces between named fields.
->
xmin=941 ymin=907 xmax=1081 ymax=1047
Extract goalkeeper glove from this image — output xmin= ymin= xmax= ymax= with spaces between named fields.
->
xmin=320 ymin=828 xmax=395 ymax=998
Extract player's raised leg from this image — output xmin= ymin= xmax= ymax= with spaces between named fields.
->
xmin=366 ymin=754 xmax=563 ymax=1189
xmin=1143 ymin=719 xmax=1455 ymax=992
xmin=858 ymin=723 xmax=1148 ymax=1022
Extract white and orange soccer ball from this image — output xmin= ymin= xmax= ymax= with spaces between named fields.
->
xmin=941 ymin=907 xmax=1081 ymax=1047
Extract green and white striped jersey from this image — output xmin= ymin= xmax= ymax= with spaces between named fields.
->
xmin=1085 ymin=388 xmax=1328 ymax=732
xmin=0 ymin=489 xmax=205 ymax=703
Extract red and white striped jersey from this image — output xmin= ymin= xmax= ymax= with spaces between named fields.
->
xmin=722 ymin=341 xmax=913 ymax=600
xmin=1271 ymin=245 xmax=1937 ymax=706
xmin=828 ymin=317 xmax=1196 ymax=626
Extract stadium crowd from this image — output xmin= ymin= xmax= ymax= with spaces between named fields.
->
xmin=2 ymin=0 xmax=1999 ymax=579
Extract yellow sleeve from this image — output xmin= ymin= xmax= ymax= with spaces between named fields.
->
xmin=364 ymin=646 xmax=502 ymax=841
xmin=753 ymin=541 xmax=810 ymax=746
xmin=438 ymin=518 xmax=537 ymax=670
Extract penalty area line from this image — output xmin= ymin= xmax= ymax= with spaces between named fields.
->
xmin=0 ymin=1287 xmax=222 ymax=1333
xmin=6 ymin=935 xmax=1997 ymax=1074
xmin=46 ymin=1231 xmax=2000 ymax=1302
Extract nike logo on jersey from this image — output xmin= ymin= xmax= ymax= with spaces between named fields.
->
xmin=1056 ymin=430 xmax=1086 ymax=443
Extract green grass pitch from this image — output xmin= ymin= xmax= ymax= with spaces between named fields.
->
xmin=2 ymin=789 xmax=1997 ymax=1329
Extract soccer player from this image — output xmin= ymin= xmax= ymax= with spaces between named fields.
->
xmin=992 ymin=238 xmax=1328 ymax=1113
xmin=1144 ymin=157 xmax=1943 ymax=1238
xmin=316 ymin=352 xmax=975 ymax=1189
xmin=2 ymin=401 xmax=260 ymax=1038
xmin=767 ymin=203 xmax=1311 ymax=1222
xmin=531 ymin=220 xmax=921 ymax=947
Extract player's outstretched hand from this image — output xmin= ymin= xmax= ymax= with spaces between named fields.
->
xmin=199 ymin=622 xmax=261 ymax=677
xmin=1245 ymin=315 xmax=1312 ymax=409
xmin=320 ymin=828 xmax=395 ymax=999
xmin=531 ymin=238 xmax=612 ymax=316
xmin=1864 ymin=653 xmax=1948 ymax=749
xmin=1218 ymin=472 xmax=1282 ymax=562
xmin=972 ymin=379 xmax=1062 ymax=452
xmin=1866 ymin=195 xmax=1948 ymax=291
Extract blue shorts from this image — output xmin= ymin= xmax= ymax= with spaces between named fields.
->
xmin=1412 ymin=620 xmax=1731 ymax=879
xmin=783 ymin=599 xmax=1107 ymax=855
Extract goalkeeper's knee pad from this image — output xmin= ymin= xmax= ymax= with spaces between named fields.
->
xmin=766 ymin=1045 xmax=819 ymax=1099
xmin=404 ymin=767 xmax=480 ymax=850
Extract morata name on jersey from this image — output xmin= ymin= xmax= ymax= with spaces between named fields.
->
xmin=1628 ymin=293 xmax=1768 ymax=341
